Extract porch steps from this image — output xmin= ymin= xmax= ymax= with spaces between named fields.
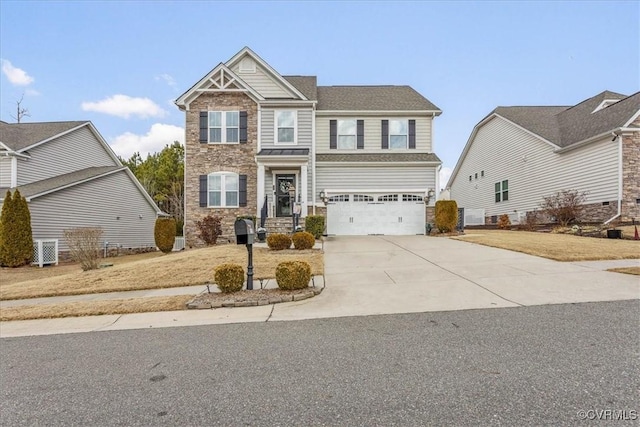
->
xmin=264 ymin=217 xmax=298 ymax=235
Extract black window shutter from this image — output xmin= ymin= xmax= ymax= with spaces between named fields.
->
xmin=381 ymin=120 xmax=389 ymax=149
xmin=239 ymin=111 xmax=248 ymax=143
xmin=357 ymin=120 xmax=364 ymax=149
xmin=408 ymin=120 xmax=416 ymax=149
xmin=329 ymin=120 xmax=337 ymax=149
xmin=199 ymin=112 xmax=208 ymax=143
xmin=239 ymin=175 xmax=247 ymax=207
xmin=199 ymin=175 xmax=208 ymax=207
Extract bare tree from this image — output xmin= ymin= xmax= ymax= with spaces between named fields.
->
xmin=540 ymin=189 xmax=588 ymax=226
xmin=10 ymin=94 xmax=30 ymax=123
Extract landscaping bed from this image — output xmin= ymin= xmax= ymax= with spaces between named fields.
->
xmin=186 ymin=286 xmax=323 ymax=309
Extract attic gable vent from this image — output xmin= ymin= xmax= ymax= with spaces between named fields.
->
xmin=592 ymin=99 xmax=620 ymax=113
xmin=239 ymin=57 xmax=256 ymax=73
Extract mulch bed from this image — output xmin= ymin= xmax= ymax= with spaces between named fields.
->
xmin=186 ymin=286 xmax=323 ymax=309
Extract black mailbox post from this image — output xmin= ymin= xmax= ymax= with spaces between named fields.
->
xmin=234 ymin=219 xmax=255 ymax=290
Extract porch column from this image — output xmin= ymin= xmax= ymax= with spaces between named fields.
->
xmin=301 ymin=164 xmax=308 ymax=217
xmin=257 ymin=164 xmax=265 ymax=219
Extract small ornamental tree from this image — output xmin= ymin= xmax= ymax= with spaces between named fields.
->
xmin=540 ymin=189 xmax=588 ymax=227
xmin=0 ymin=190 xmax=33 ymax=267
xmin=434 ymin=200 xmax=458 ymax=233
xmin=196 ymin=215 xmax=223 ymax=245
xmin=64 ymin=227 xmax=104 ymax=271
xmin=154 ymin=217 xmax=177 ymax=253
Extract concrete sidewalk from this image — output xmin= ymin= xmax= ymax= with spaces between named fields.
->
xmin=1 ymin=236 xmax=638 ymax=338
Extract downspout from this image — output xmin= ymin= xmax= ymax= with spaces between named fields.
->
xmin=603 ymin=131 xmax=622 ymax=225
xmin=311 ymin=103 xmax=317 ymax=215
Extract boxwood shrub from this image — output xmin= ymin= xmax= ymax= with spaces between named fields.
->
xmin=304 ymin=215 xmax=325 ymax=239
xmin=275 ymin=261 xmax=311 ymax=290
xmin=214 ymin=263 xmax=245 ymax=293
xmin=292 ymin=231 xmax=315 ymax=250
xmin=267 ymin=233 xmax=291 ymax=250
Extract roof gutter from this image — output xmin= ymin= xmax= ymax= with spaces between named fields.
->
xmin=553 ymin=127 xmax=634 ymax=153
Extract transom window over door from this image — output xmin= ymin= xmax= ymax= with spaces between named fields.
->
xmin=389 ymin=119 xmax=408 ymax=149
xmin=209 ymin=111 xmax=239 ymax=143
xmin=276 ymin=111 xmax=296 ymax=144
xmin=209 ymin=172 xmax=238 ymax=207
xmin=338 ymin=120 xmax=356 ymax=149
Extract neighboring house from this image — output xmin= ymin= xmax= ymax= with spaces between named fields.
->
xmin=176 ymin=47 xmax=442 ymax=245
xmin=0 ymin=121 xmax=164 ymax=254
xmin=447 ymin=91 xmax=640 ymax=225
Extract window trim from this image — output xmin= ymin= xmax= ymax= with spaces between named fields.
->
xmin=337 ymin=119 xmax=357 ymax=150
xmin=208 ymin=111 xmax=240 ymax=144
xmin=275 ymin=110 xmax=297 ymax=145
xmin=208 ymin=172 xmax=239 ymax=208
xmin=495 ymin=179 xmax=509 ymax=203
xmin=388 ymin=119 xmax=409 ymax=149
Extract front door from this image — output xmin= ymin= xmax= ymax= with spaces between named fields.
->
xmin=275 ymin=174 xmax=296 ymax=217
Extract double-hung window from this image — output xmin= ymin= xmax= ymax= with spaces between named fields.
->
xmin=389 ymin=119 xmax=408 ymax=149
xmin=337 ymin=119 xmax=356 ymax=149
xmin=208 ymin=172 xmax=238 ymax=207
xmin=276 ymin=111 xmax=296 ymax=144
xmin=495 ymin=180 xmax=508 ymax=203
xmin=208 ymin=111 xmax=239 ymax=143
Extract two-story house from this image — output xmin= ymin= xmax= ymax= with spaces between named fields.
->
xmin=176 ymin=47 xmax=442 ymax=246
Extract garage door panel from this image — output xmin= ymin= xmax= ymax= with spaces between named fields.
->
xmin=327 ymin=199 xmax=424 ymax=236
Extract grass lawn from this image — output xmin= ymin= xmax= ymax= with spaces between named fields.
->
xmin=0 ymin=245 xmax=324 ymax=301
xmin=607 ymin=267 xmax=640 ymax=275
xmin=454 ymin=230 xmax=639 ymax=261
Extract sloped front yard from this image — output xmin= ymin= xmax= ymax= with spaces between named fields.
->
xmin=0 ymin=246 xmax=324 ymax=301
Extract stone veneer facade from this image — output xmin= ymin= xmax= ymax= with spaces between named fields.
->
xmin=184 ymin=92 xmax=258 ymax=247
xmin=621 ymin=119 xmax=639 ymax=222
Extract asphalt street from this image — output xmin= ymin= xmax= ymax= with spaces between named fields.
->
xmin=1 ymin=301 xmax=639 ymax=426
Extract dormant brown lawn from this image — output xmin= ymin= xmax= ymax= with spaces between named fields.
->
xmin=454 ymin=230 xmax=639 ymax=261
xmin=0 ymin=245 xmax=324 ymax=301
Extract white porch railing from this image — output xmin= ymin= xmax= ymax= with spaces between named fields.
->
xmin=32 ymin=239 xmax=59 ymax=268
xmin=173 ymin=236 xmax=185 ymax=251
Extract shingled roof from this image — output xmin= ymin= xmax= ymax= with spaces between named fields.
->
xmin=0 ymin=121 xmax=87 ymax=152
xmin=317 ymin=86 xmax=440 ymax=111
xmin=493 ymin=91 xmax=639 ymax=148
xmin=0 ymin=166 xmax=122 ymax=199
xmin=283 ymin=76 xmax=317 ymax=101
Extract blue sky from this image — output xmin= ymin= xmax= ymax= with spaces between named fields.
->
xmin=1 ymin=1 xmax=638 ymax=185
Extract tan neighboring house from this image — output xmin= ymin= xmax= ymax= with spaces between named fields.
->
xmin=176 ymin=47 xmax=442 ymax=246
xmin=447 ymin=91 xmax=640 ymax=225
xmin=0 ymin=121 xmax=163 ymax=254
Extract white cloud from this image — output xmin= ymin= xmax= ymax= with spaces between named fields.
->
xmin=439 ymin=166 xmax=453 ymax=189
xmin=1 ymin=59 xmax=34 ymax=86
xmin=81 ymin=94 xmax=167 ymax=119
xmin=110 ymin=123 xmax=184 ymax=159
xmin=156 ymin=73 xmax=177 ymax=89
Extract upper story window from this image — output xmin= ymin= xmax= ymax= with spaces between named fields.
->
xmin=208 ymin=172 xmax=238 ymax=207
xmin=209 ymin=111 xmax=239 ymax=144
xmin=389 ymin=119 xmax=408 ymax=149
xmin=495 ymin=180 xmax=508 ymax=203
xmin=276 ymin=111 xmax=296 ymax=144
xmin=338 ymin=120 xmax=356 ymax=149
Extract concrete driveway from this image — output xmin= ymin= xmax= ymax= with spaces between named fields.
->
xmin=271 ymin=235 xmax=640 ymax=321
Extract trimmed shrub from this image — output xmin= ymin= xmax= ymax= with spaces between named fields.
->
xmin=292 ymin=231 xmax=315 ymax=250
xmin=196 ymin=215 xmax=223 ymax=245
xmin=522 ymin=210 xmax=539 ymax=231
xmin=267 ymin=233 xmax=292 ymax=250
xmin=304 ymin=215 xmax=325 ymax=239
xmin=540 ymin=189 xmax=588 ymax=227
xmin=276 ymin=261 xmax=311 ymax=290
xmin=0 ymin=189 xmax=33 ymax=267
xmin=434 ymin=200 xmax=458 ymax=233
xmin=497 ymin=214 xmax=511 ymax=230
xmin=214 ymin=263 xmax=245 ymax=293
xmin=64 ymin=227 xmax=104 ymax=271
xmin=154 ymin=217 xmax=177 ymax=253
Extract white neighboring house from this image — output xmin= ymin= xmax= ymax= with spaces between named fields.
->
xmin=447 ymin=91 xmax=640 ymax=225
xmin=0 ymin=120 xmax=164 ymax=253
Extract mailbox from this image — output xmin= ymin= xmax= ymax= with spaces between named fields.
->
xmin=234 ymin=219 xmax=255 ymax=245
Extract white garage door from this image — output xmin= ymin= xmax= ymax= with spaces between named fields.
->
xmin=326 ymin=193 xmax=425 ymax=235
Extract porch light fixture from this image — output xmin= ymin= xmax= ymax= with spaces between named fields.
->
xmin=424 ymin=188 xmax=436 ymax=205
xmin=319 ymin=190 xmax=329 ymax=205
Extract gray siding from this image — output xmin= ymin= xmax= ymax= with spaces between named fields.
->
xmin=231 ymin=63 xmax=292 ymax=98
xmin=18 ymin=126 xmax=118 ymax=185
xmin=261 ymin=109 xmax=313 ymax=149
xmin=315 ymin=165 xmax=436 ymax=202
xmin=28 ymin=170 xmax=158 ymax=252
xmin=0 ymin=157 xmax=10 ymax=187
xmin=449 ymin=116 xmax=619 ymax=217
xmin=316 ymin=115 xmax=432 ymax=152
